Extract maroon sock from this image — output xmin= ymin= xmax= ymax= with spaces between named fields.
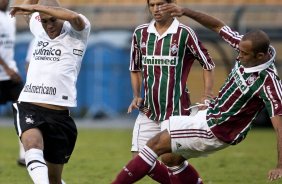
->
xmin=148 ymin=160 xmax=170 ymax=184
xmin=112 ymin=146 xmax=158 ymax=184
xmin=169 ymin=161 xmax=203 ymax=184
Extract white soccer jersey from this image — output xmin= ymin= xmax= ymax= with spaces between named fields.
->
xmin=18 ymin=13 xmax=91 ymax=107
xmin=25 ymin=38 xmax=36 ymax=63
xmin=0 ymin=11 xmax=18 ymax=81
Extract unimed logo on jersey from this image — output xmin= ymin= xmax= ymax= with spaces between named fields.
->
xmin=231 ymin=67 xmax=249 ymax=94
xmin=33 ymin=41 xmax=62 ymax=61
xmin=142 ymin=55 xmax=178 ymax=66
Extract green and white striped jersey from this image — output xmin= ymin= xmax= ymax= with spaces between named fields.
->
xmin=130 ymin=19 xmax=214 ymax=121
xmin=207 ymin=26 xmax=282 ymax=145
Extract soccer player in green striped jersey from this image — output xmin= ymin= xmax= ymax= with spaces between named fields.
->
xmin=126 ymin=0 xmax=215 ymax=183
xmin=112 ymin=4 xmax=282 ymax=184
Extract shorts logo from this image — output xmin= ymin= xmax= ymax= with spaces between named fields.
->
xmin=176 ymin=142 xmax=182 ymax=149
xmin=25 ymin=115 xmax=34 ymax=124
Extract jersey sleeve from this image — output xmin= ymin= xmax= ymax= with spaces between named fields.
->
xmin=219 ymin=26 xmax=243 ymax=52
xmin=29 ymin=12 xmax=44 ymax=37
xmin=25 ymin=38 xmax=36 ymax=62
xmin=129 ymin=31 xmax=142 ymax=71
xmin=65 ymin=14 xmax=91 ymax=43
xmin=186 ymin=27 xmax=215 ymax=70
xmin=260 ymin=73 xmax=282 ymax=117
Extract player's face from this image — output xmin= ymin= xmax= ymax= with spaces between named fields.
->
xmin=40 ymin=13 xmax=64 ymax=39
xmin=238 ymin=40 xmax=260 ymax=68
xmin=148 ymin=0 xmax=171 ymax=23
xmin=0 ymin=0 xmax=9 ymax=11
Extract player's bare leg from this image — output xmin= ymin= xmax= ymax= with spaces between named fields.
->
xmin=22 ymin=128 xmax=49 ymax=184
xmin=47 ymin=162 xmax=64 ymax=184
xmin=114 ymin=130 xmax=203 ymax=183
xmin=17 ymin=139 xmax=26 ymax=166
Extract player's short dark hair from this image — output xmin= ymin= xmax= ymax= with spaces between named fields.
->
xmin=242 ymin=30 xmax=270 ymax=55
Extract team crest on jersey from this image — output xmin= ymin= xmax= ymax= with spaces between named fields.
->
xmin=246 ymin=74 xmax=257 ymax=85
xmin=170 ymin=43 xmax=179 ymax=55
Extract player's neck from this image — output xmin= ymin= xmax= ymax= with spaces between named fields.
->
xmin=154 ymin=18 xmax=173 ymax=36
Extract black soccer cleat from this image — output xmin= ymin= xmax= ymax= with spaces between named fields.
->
xmin=17 ymin=158 xmax=26 ymax=167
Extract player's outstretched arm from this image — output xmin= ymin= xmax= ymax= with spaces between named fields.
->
xmin=159 ymin=3 xmax=225 ymax=33
xmin=11 ymin=2 xmax=86 ymax=31
xmin=10 ymin=0 xmax=39 ymax=23
xmin=268 ymin=115 xmax=282 ymax=181
xmin=33 ymin=4 xmax=86 ymax=31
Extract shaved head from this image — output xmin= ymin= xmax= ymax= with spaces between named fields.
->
xmin=242 ymin=30 xmax=270 ymax=54
xmin=38 ymin=0 xmax=60 ymax=7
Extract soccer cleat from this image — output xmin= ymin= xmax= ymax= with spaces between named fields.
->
xmin=17 ymin=158 xmax=26 ymax=167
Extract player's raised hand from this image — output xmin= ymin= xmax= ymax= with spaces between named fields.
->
xmin=198 ymin=94 xmax=213 ymax=110
xmin=10 ymin=5 xmax=36 ymax=17
xmin=159 ymin=3 xmax=184 ymax=17
xmin=268 ymin=168 xmax=282 ymax=181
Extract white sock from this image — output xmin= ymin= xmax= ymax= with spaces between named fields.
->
xmin=19 ymin=140 xmax=25 ymax=159
xmin=167 ymin=160 xmax=188 ymax=175
xmin=25 ymin=148 xmax=49 ymax=184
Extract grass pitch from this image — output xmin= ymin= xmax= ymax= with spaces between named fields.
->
xmin=0 ymin=126 xmax=280 ymax=184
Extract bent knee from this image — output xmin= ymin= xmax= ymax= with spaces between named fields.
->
xmin=146 ymin=130 xmax=171 ymax=155
xmin=160 ymin=154 xmax=186 ymax=167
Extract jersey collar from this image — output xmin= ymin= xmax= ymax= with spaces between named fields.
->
xmin=243 ymin=46 xmax=276 ymax=73
xmin=147 ymin=18 xmax=179 ymax=40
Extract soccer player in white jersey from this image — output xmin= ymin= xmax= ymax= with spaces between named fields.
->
xmin=0 ymin=0 xmax=25 ymax=167
xmin=112 ymin=4 xmax=282 ymax=184
xmin=10 ymin=0 xmax=91 ymax=183
xmin=126 ymin=0 xmax=215 ymax=183
xmin=25 ymin=38 xmax=36 ymax=72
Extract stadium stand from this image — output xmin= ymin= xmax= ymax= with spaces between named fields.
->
xmin=43 ymin=0 xmax=282 ymax=5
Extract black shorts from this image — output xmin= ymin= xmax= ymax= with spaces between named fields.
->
xmin=0 ymin=80 xmax=23 ymax=104
xmin=13 ymin=102 xmax=78 ymax=164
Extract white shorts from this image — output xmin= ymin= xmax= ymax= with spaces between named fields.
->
xmin=131 ymin=112 xmax=169 ymax=152
xmin=168 ymin=109 xmax=228 ymax=159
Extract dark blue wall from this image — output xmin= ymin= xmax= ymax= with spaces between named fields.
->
xmin=0 ymin=31 xmax=135 ymax=118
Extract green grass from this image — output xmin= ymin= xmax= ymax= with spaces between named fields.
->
xmin=0 ymin=127 xmax=280 ymax=184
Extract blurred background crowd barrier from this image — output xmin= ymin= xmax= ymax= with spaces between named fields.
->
xmin=1 ymin=1 xmax=281 ymax=125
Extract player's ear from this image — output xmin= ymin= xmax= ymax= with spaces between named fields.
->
xmin=255 ymin=52 xmax=265 ymax=60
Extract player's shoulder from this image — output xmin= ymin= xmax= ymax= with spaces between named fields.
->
xmin=134 ymin=23 xmax=150 ymax=33
xmin=178 ymin=23 xmax=197 ymax=34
